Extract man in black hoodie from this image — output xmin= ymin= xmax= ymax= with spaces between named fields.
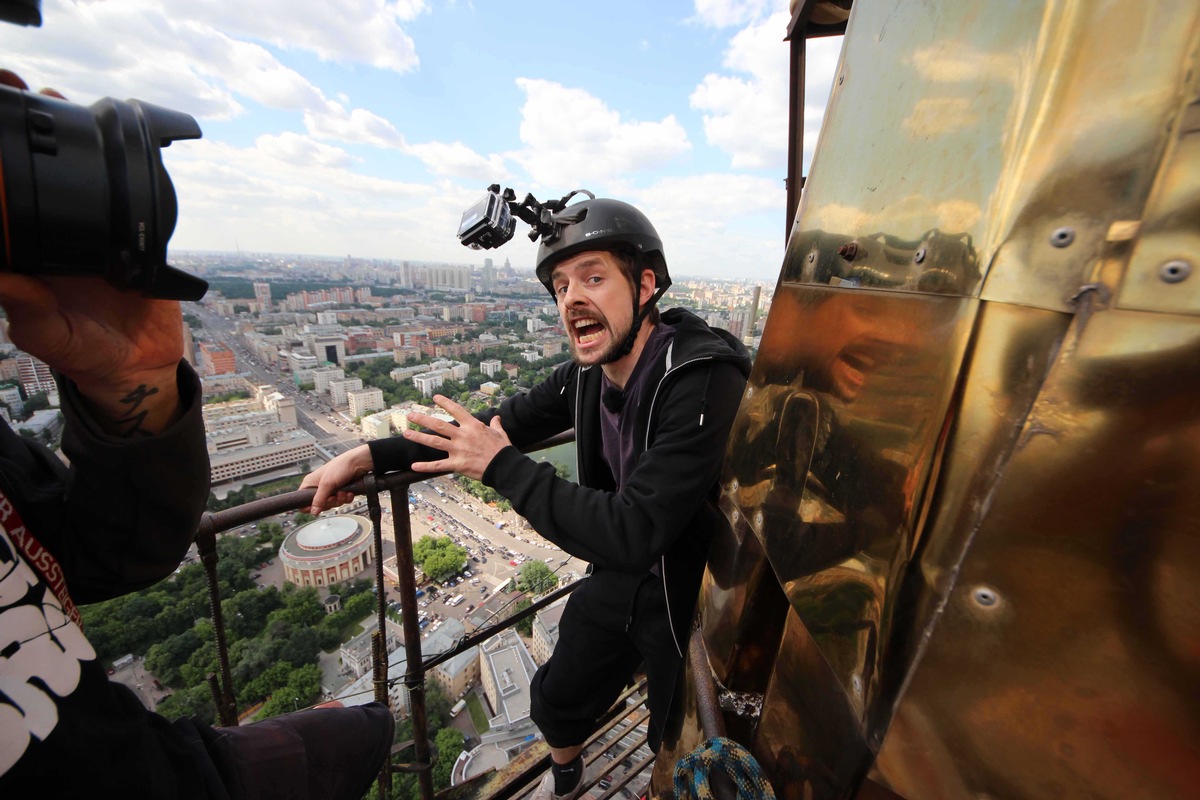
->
xmin=304 ymin=196 xmax=751 ymax=800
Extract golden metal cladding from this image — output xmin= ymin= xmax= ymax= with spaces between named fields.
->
xmin=872 ymin=307 xmax=1200 ymax=798
xmin=684 ymin=1 xmax=1200 ymax=798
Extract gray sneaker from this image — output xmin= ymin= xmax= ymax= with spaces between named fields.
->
xmin=531 ymin=771 xmax=585 ymax=800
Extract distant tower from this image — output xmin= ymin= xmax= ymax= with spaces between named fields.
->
xmin=747 ymin=285 xmax=763 ymax=341
xmin=482 ymin=258 xmax=497 ymax=291
xmin=253 ymin=281 xmax=272 ymax=313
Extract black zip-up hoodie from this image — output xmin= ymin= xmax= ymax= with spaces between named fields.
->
xmin=370 ymin=308 xmax=752 ymax=652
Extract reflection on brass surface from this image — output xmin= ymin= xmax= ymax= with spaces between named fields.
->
xmin=1119 ymin=80 xmax=1200 ymax=314
xmin=753 ymin=610 xmax=872 ymax=800
xmin=702 ymin=522 xmax=788 ymax=701
xmin=652 ymin=637 xmax=706 ymax=795
xmin=724 ymin=284 xmax=975 ymax=730
xmin=872 ymin=310 xmax=1200 ymax=798
xmin=677 ymin=2 xmax=1200 ymax=799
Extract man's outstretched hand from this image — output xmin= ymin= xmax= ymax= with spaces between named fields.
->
xmin=404 ymin=394 xmax=510 ymax=481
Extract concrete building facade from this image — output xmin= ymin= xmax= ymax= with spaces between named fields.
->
xmin=348 ymin=387 xmax=385 ymax=419
xmin=280 ymin=515 xmax=374 ymax=589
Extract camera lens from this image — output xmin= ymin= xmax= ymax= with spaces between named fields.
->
xmin=0 ymin=86 xmax=207 ymax=299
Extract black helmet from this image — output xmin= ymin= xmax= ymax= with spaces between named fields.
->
xmin=534 ymin=197 xmax=671 ymax=299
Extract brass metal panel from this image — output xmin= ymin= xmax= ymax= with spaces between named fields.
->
xmin=788 ymin=1 xmax=1200 ymax=312
xmin=980 ymin=1 xmax=1200 ymax=310
xmin=871 ymin=308 xmax=1200 ymax=799
xmin=886 ymin=302 xmax=1071 ymax=631
xmin=1118 ymin=46 xmax=1200 ymax=315
xmin=685 ymin=3 xmax=1200 ymax=799
xmin=721 ymin=284 xmax=978 ymax=743
xmin=752 ymin=609 xmax=873 ymax=800
xmin=787 ymin=1 xmax=1047 ymax=298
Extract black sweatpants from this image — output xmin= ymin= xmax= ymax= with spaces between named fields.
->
xmin=530 ymin=572 xmax=684 ymax=752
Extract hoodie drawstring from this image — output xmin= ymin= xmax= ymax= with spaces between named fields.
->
xmin=697 ymin=365 xmax=713 ymax=427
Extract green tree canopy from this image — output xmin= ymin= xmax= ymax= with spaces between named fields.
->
xmin=513 ymin=598 xmax=534 ymax=636
xmin=518 ymin=561 xmax=557 ymax=596
xmin=412 ymin=536 xmax=467 ymax=582
xmin=432 ymin=727 xmax=465 ymax=789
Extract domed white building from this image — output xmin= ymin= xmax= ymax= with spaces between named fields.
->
xmin=280 ymin=514 xmax=374 ymax=588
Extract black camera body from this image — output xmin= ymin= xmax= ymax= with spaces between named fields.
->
xmin=0 ymin=85 xmax=207 ymax=300
xmin=0 ymin=0 xmax=207 ymax=301
xmin=457 ymin=186 xmax=515 ymax=250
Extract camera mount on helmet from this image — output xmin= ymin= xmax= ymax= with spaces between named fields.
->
xmin=456 ymin=185 xmax=671 ymax=301
xmin=456 ymin=185 xmax=672 ymax=364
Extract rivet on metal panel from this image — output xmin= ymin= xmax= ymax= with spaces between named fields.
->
xmin=807 ymin=252 xmax=817 ymax=264
xmin=730 ymin=509 xmax=740 ymax=524
xmin=838 ymin=74 xmax=844 ymax=85
xmin=971 ymin=586 xmax=1000 ymax=607
xmin=1049 ymin=227 xmax=1075 ymax=248
xmin=745 ymin=386 xmax=754 ymax=398
xmin=913 ymin=248 xmax=926 ymax=264
xmin=729 ymin=479 xmax=739 ymax=493
xmin=1158 ymin=260 xmax=1192 ymax=284
xmin=753 ymin=511 xmax=764 ymax=530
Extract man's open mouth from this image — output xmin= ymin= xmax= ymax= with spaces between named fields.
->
xmin=573 ymin=317 xmax=605 ymax=345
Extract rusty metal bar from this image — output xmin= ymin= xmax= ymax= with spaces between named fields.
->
xmin=688 ymin=628 xmax=727 ymax=740
xmin=687 ymin=628 xmax=739 ymax=800
xmin=189 ymin=431 xmax=575 ymax=799
xmin=388 ymin=475 xmax=436 ymax=800
xmin=366 ymin=474 xmax=389 ymax=707
xmin=201 ymin=432 xmax=576 ymax=537
xmin=194 ymin=514 xmax=238 ymax=726
xmin=364 ymin=474 xmax=393 ymax=795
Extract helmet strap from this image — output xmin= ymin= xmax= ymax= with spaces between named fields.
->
xmin=600 ymin=255 xmax=667 ymax=365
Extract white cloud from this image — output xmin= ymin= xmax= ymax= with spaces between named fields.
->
xmin=630 ymin=173 xmax=787 ymax=281
xmin=166 ymin=0 xmax=426 ymax=72
xmin=405 ymin=141 xmax=510 ymax=182
xmin=691 ymin=12 xmax=842 ymax=173
xmin=164 ymin=137 xmax=436 ymax=256
xmin=255 ymin=133 xmax=357 ymax=170
xmin=690 ymin=11 xmax=790 ymax=170
xmin=176 ymin=23 xmax=326 ymax=112
xmin=691 ymin=0 xmax=778 ymax=28
xmin=304 ymin=100 xmax=407 ymax=149
xmin=511 ymin=78 xmax=691 ymax=187
xmin=0 ymin=0 xmax=411 ymax=149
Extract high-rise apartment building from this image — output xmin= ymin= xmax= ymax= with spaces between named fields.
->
xmin=253 ymin=281 xmax=272 ymax=312
xmin=347 ymin=387 xmax=385 ymax=419
xmin=16 ymin=355 xmax=55 ymax=397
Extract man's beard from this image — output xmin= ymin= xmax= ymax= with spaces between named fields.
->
xmin=567 ymin=309 xmax=633 ymax=366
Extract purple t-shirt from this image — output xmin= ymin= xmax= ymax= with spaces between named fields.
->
xmin=599 ymin=322 xmax=675 ymax=491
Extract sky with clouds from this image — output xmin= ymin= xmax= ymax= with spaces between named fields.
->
xmin=1 ymin=0 xmax=843 ymax=281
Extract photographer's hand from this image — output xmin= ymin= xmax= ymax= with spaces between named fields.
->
xmin=0 ymin=274 xmax=186 ymax=436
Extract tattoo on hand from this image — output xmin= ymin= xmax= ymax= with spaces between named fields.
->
xmin=115 ymin=383 xmax=160 ymax=437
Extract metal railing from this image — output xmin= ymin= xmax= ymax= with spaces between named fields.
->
xmin=191 ymin=432 xmax=610 ymax=800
